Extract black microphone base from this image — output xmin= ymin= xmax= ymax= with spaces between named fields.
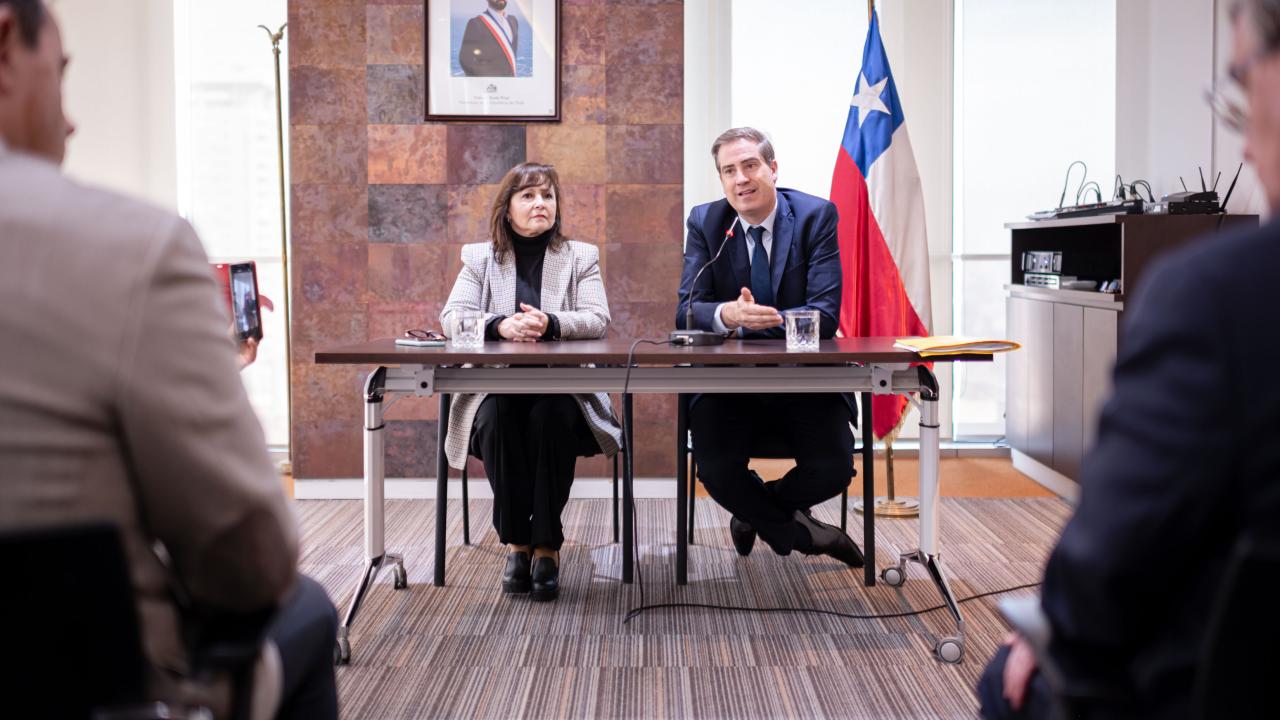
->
xmin=670 ymin=329 xmax=726 ymax=346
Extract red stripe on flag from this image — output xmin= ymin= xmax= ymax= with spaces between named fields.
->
xmin=831 ymin=147 xmax=929 ymax=438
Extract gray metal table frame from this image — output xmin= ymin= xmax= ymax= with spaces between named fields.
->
xmin=334 ymin=360 xmax=966 ymax=665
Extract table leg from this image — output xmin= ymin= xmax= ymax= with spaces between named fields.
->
xmin=336 ymin=367 xmax=405 ymax=666
xmin=622 ymin=394 xmax=635 ymax=584
xmin=861 ymin=392 xmax=875 ymax=587
xmin=675 ymin=394 xmax=689 ymax=586
xmin=434 ymin=393 xmax=451 ymax=587
xmin=879 ymin=368 xmax=965 ymax=664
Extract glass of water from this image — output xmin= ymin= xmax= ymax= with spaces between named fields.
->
xmin=783 ymin=309 xmax=820 ymax=351
xmin=450 ymin=309 xmax=485 ymax=349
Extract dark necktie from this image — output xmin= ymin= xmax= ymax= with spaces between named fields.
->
xmin=749 ymin=225 xmax=774 ymax=307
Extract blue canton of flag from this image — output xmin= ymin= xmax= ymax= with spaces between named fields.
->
xmin=840 ymin=11 xmax=907 ymax=178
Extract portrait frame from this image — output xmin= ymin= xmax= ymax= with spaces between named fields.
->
xmin=424 ymin=0 xmax=561 ymax=122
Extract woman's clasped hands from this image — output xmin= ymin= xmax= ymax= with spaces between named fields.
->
xmin=498 ymin=302 xmax=549 ymax=342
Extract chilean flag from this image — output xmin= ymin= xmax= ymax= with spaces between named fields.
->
xmin=831 ymin=10 xmax=933 ymax=440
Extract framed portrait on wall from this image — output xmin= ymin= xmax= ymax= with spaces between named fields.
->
xmin=424 ymin=0 xmax=561 ymax=122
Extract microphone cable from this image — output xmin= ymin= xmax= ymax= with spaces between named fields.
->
xmin=616 ymin=337 xmax=682 ymax=621
xmin=623 ymin=581 xmax=1042 ymax=625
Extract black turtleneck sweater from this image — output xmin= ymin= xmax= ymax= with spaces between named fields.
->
xmin=485 ymin=229 xmax=561 ymax=341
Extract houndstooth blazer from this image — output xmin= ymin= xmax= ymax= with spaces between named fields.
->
xmin=439 ymin=240 xmax=623 ymax=469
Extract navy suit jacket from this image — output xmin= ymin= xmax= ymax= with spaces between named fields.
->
xmin=675 ymin=188 xmax=854 ymax=420
xmin=675 ymin=187 xmax=842 ymax=339
xmin=1039 ymin=219 xmax=1280 ymax=717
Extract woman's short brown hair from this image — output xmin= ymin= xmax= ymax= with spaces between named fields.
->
xmin=489 ymin=162 xmax=566 ymax=263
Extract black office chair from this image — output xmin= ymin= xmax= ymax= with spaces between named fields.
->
xmin=1192 ymin=536 xmax=1280 ymax=719
xmin=676 ymin=392 xmax=878 ymax=586
xmin=0 ymin=523 xmax=274 ymax=720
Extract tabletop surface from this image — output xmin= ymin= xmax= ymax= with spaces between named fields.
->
xmin=314 ymin=337 xmax=992 ymax=366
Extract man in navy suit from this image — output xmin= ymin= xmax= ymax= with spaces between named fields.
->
xmin=458 ymin=0 xmax=518 ymax=77
xmin=978 ymin=1 xmax=1280 ymax=716
xmin=675 ymin=127 xmax=862 ymax=566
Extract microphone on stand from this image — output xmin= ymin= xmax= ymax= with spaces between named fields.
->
xmin=670 ymin=223 xmax=735 ymax=346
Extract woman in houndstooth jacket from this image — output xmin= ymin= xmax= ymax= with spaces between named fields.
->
xmin=440 ymin=163 xmax=622 ymax=602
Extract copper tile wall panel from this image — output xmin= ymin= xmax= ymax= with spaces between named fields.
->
xmin=526 ymin=124 xmax=606 ymax=184
xmin=367 ymin=64 xmax=425 ymax=124
xmin=368 ymin=124 xmax=447 ymax=184
xmin=290 ymin=67 xmax=367 ymax=124
xmin=605 ymin=184 xmax=682 ymax=245
xmin=289 ymin=3 xmax=366 ymax=68
xmin=446 ymin=184 xmax=501 ymax=245
xmin=603 ymin=5 xmax=682 ymax=66
xmin=366 ymin=4 xmax=425 ymax=65
xmin=559 ymin=184 xmax=605 ymax=245
xmin=561 ymin=65 xmax=606 ymax=125
xmin=290 ymin=0 xmax=685 ymax=479
xmin=606 ymin=64 xmax=682 ymax=125
xmin=368 ymin=184 xmax=449 ymax=243
xmin=562 ymin=5 xmax=605 ymax=65
xmin=291 ymin=184 xmax=369 ymax=246
xmin=607 ymin=125 xmax=683 ymax=184
xmin=446 ymin=125 xmax=527 ymax=185
xmin=292 ymin=125 xmax=367 ymax=185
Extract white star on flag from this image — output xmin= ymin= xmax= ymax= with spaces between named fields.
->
xmin=850 ymin=72 xmax=889 ymax=127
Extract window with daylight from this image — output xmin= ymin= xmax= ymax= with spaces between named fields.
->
xmin=952 ymin=0 xmax=1115 ymax=438
xmin=175 ymin=0 xmax=291 ymax=447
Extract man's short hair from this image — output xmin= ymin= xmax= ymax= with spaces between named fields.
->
xmin=711 ymin=127 xmax=775 ymax=171
xmin=0 ymin=0 xmax=44 ymax=47
xmin=1233 ymin=0 xmax=1280 ymax=53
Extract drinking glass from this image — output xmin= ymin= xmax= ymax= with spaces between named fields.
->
xmin=783 ymin=309 xmax=820 ymax=352
xmin=451 ymin=310 xmax=485 ymax=349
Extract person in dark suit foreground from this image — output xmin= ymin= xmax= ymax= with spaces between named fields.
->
xmin=978 ymin=2 xmax=1280 ymax=716
xmin=0 ymin=2 xmax=337 ymax=717
xmin=458 ymin=0 xmax=519 ymax=77
xmin=675 ymin=126 xmax=862 ymax=567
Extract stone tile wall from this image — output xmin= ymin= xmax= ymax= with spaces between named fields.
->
xmin=289 ymin=0 xmax=684 ymax=479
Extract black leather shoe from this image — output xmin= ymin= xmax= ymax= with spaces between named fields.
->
xmin=502 ymin=551 xmax=531 ymax=594
xmin=794 ymin=510 xmax=864 ymax=568
xmin=729 ymin=516 xmax=757 ymax=557
xmin=530 ymin=556 xmax=559 ymax=602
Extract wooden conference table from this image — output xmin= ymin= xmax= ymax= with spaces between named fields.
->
xmin=315 ymin=337 xmax=992 ymax=665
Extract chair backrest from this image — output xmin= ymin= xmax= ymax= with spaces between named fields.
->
xmin=0 ymin=523 xmax=148 ymax=717
xmin=1192 ymin=536 xmax=1280 ymax=720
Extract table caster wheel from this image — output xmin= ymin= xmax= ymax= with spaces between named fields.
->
xmin=936 ymin=637 xmax=964 ymax=664
xmin=393 ymin=563 xmax=408 ymax=590
xmin=334 ymin=636 xmax=351 ymax=666
xmin=881 ymin=566 xmax=905 ymax=587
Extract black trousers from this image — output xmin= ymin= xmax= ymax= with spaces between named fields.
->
xmin=690 ymin=393 xmax=854 ymax=555
xmin=469 ymin=394 xmax=599 ymax=551
xmin=267 ymin=575 xmax=339 ymax=720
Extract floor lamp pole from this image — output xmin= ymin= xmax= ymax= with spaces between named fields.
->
xmin=261 ymin=22 xmax=292 ymax=475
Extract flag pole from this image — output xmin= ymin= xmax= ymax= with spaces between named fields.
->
xmin=867 ymin=0 xmax=874 ymax=22
xmin=260 ymin=22 xmax=293 ymax=478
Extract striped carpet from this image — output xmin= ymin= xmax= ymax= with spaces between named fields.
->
xmin=298 ymin=495 xmax=1070 ymax=719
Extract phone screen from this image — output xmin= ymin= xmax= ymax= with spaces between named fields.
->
xmin=230 ymin=263 xmax=263 ymax=341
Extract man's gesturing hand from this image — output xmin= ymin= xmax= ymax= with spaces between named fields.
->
xmin=721 ymin=287 xmax=783 ymax=331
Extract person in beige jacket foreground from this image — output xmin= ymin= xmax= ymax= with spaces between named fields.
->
xmin=0 ymin=1 xmax=337 ymax=717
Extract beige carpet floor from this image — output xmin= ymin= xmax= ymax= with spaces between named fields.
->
xmin=299 ymin=492 xmax=1070 ymax=719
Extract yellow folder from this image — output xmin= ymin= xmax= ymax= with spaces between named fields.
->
xmin=893 ymin=336 xmax=1021 ymax=357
